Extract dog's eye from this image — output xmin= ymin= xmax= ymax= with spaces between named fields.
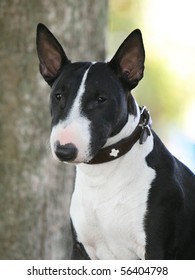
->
xmin=96 ymin=97 xmax=107 ymax=104
xmin=55 ymin=93 xmax=62 ymax=101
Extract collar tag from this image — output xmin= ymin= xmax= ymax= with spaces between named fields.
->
xmin=139 ymin=106 xmax=152 ymax=144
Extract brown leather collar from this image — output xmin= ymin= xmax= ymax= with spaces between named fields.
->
xmin=86 ymin=106 xmax=152 ymax=165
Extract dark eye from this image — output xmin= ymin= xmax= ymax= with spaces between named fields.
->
xmin=55 ymin=93 xmax=62 ymax=101
xmin=96 ymin=96 xmax=107 ymax=104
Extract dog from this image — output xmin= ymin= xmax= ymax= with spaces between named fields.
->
xmin=36 ymin=23 xmax=195 ymax=260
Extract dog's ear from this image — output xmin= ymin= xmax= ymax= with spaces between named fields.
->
xmin=36 ymin=23 xmax=70 ymax=86
xmin=108 ymin=29 xmax=145 ymax=90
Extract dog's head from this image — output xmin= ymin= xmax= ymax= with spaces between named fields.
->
xmin=36 ymin=24 xmax=145 ymax=164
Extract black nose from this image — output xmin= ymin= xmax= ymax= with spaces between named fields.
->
xmin=55 ymin=142 xmax=78 ymax=162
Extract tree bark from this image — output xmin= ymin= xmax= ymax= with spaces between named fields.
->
xmin=0 ymin=0 xmax=107 ymax=259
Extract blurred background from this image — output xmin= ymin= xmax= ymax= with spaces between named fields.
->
xmin=0 ymin=0 xmax=194 ymax=259
xmin=109 ymin=0 xmax=195 ymax=172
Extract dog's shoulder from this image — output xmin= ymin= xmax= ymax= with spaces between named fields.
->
xmin=147 ymin=131 xmax=195 ymax=180
xmin=146 ymin=130 xmax=195 ymax=210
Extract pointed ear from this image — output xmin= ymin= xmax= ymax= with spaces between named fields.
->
xmin=108 ymin=29 xmax=145 ymax=90
xmin=36 ymin=23 xmax=70 ymax=86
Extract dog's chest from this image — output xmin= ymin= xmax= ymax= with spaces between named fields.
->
xmin=70 ymin=147 xmax=155 ymax=260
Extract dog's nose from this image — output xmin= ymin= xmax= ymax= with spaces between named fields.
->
xmin=55 ymin=142 xmax=78 ymax=162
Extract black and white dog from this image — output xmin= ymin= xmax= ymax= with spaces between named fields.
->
xmin=36 ymin=24 xmax=195 ymax=260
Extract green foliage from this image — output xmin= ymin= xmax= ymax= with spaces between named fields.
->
xmin=109 ymin=0 xmax=140 ymax=32
xmin=135 ymin=57 xmax=188 ymax=129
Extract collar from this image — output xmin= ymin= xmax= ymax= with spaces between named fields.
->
xmin=86 ymin=106 xmax=152 ymax=165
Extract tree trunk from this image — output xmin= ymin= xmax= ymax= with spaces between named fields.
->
xmin=0 ymin=0 xmax=107 ymax=259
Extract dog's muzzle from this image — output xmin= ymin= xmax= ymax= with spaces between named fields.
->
xmin=55 ymin=141 xmax=78 ymax=162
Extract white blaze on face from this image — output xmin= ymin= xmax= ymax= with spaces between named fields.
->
xmin=50 ymin=68 xmax=91 ymax=163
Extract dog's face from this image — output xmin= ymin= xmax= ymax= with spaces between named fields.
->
xmin=36 ymin=24 xmax=145 ymax=164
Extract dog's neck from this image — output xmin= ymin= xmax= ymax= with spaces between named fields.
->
xmin=77 ymin=101 xmax=153 ymax=177
xmin=85 ymin=100 xmax=152 ymax=165
xmin=104 ymin=101 xmax=140 ymax=147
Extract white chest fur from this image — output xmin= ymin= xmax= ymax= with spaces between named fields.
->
xmin=70 ymin=134 xmax=155 ymax=260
